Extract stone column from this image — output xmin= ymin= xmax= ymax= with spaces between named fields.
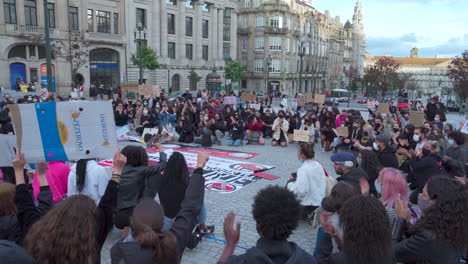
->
xmin=160 ymin=1 xmax=168 ymax=58
xmin=0 ymin=1 xmax=4 ymax=24
xmin=37 ymin=0 xmax=45 ymax=28
xmin=210 ymin=6 xmax=218 ymax=62
xmin=153 ymin=0 xmax=161 ymax=56
xmin=230 ymin=10 xmax=238 ymax=60
xmin=16 ymin=0 xmax=25 ymax=25
xmin=177 ymin=3 xmax=186 ymax=60
xmin=217 ymin=7 xmax=224 ymax=62
xmin=194 ymin=1 xmax=203 ymax=60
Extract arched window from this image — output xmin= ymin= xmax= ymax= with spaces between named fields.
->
xmin=8 ymin=45 xmax=27 ymax=59
xmin=306 ymin=21 xmax=311 ymax=34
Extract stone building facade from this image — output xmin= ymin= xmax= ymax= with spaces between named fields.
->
xmin=0 ymin=0 xmax=126 ymax=95
xmin=237 ymin=0 xmax=366 ymax=95
xmin=125 ymin=0 xmax=238 ymax=93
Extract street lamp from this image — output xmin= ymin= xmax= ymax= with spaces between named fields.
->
xmin=265 ymin=54 xmax=272 ymax=94
xmin=134 ymin=22 xmax=146 ymax=85
xmin=167 ymin=67 xmax=171 ymax=95
xmin=298 ymin=41 xmax=306 ymax=93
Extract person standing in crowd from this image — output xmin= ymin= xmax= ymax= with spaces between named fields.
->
xmin=331 ymin=152 xmax=368 ymax=186
xmin=271 ymin=110 xmax=289 ymax=147
xmin=373 ymin=134 xmax=399 ymax=169
xmin=67 ymin=159 xmax=110 ymax=204
xmin=218 ymin=186 xmax=316 ymax=263
xmin=394 ymin=177 xmax=468 ymax=263
xmin=38 ymin=84 xmax=48 ymax=101
xmin=32 ymin=161 xmax=70 ymax=204
xmin=287 ymin=143 xmax=327 ymax=221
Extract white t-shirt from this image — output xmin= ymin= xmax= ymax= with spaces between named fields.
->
xmin=67 ymin=160 xmax=110 ymax=204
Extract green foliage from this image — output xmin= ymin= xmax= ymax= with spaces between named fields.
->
xmin=224 ymin=59 xmax=246 ymax=82
xmin=131 ymin=45 xmax=160 ymax=70
xmin=447 ymin=50 xmax=468 ymax=101
xmin=363 ymin=57 xmax=401 ymax=97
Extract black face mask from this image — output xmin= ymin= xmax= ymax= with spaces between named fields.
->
xmin=375 ymin=123 xmax=381 ymax=128
xmin=393 ymin=128 xmax=400 ymax=133
xmin=422 ymin=148 xmax=431 ymax=156
xmin=278 ymin=115 xmax=284 ymax=118
xmin=363 ymin=131 xmax=369 ymax=137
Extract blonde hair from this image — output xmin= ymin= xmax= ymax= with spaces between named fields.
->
xmin=427 ymin=141 xmax=440 ymax=153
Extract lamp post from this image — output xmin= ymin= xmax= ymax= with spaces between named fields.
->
xmin=298 ymin=41 xmax=305 ymax=93
xmin=265 ymin=54 xmax=272 ymax=94
xmin=134 ymin=22 xmax=146 ymax=85
xmin=167 ymin=67 xmax=171 ymax=94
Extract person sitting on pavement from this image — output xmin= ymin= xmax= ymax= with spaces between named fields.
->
xmin=331 ymin=152 xmax=369 ymax=187
xmin=261 ymin=110 xmax=275 ymax=138
xmin=218 ymin=186 xmax=317 ymax=264
xmin=443 ymin=131 xmax=468 ymax=178
xmin=246 ymin=115 xmax=265 ymax=145
xmin=271 ymin=110 xmax=289 ymax=147
xmin=227 ymin=115 xmax=244 ymax=147
xmin=373 ymin=134 xmax=399 ymax=169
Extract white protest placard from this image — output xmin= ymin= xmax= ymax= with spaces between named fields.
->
xmin=461 ymin=120 xmax=468 ymax=134
xmin=9 ymin=101 xmax=117 ymax=163
xmin=142 ymin=128 xmax=159 ymax=139
xmin=293 ymin=129 xmax=310 ymax=142
xmin=0 ymin=134 xmax=16 ymax=166
xmin=249 ymin=104 xmax=261 ymax=110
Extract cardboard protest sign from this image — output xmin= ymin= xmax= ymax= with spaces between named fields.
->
xmin=121 ymin=83 xmax=139 ymax=91
xmin=378 ymin=103 xmax=390 ymax=114
xmin=224 ymin=96 xmax=237 ymax=105
xmin=249 ymin=104 xmax=261 ymax=110
xmin=337 ymin=126 xmax=349 ymax=138
xmin=409 ymin=111 xmax=425 ymax=127
xmin=297 ymin=95 xmax=306 ymax=106
xmin=0 ymin=134 xmax=16 ymax=166
xmin=305 ymin=93 xmax=314 ymax=103
xmin=367 ymin=101 xmax=376 ymax=109
xmin=293 ymin=129 xmax=309 ymax=142
xmin=313 ymin=94 xmax=325 ymax=104
xmin=8 ymin=101 xmax=117 ymax=163
xmin=241 ymin=94 xmax=256 ymax=102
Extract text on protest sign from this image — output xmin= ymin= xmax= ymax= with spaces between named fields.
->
xmin=409 ymin=111 xmax=425 ymax=127
xmin=313 ymin=94 xmax=326 ymax=105
xmin=293 ymin=130 xmax=310 ymax=142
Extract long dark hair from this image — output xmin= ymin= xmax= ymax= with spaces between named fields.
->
xmin=130 ymin=199 xmax=179 ymax=264
xmin=76 ymin=159 xmax=90 ymax=192
xmin=359 ymin=149 xmax=383 ymax=171
xmin=411 ymin=177 xmax=468 ymax=249
xmin=121 ymin=146 xmax=148 ymax=167
xmin=163 ymin=152 xmax=189 ymax=186
xmin=340 ymin=196 xmax=393 ymax=263
xmin=25 ymin=195 xmax=98 ymax=264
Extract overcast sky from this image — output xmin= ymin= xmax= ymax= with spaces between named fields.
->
xmin=312 ymin=0 xmax=468 ymax=58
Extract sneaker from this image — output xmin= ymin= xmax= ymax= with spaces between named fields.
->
xmin=198 ymin=225 xmax=215 ymax=236
xmin=187 ymin=230 xmax=203 ymax=249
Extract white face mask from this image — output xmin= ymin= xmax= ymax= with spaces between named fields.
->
xmin=143 ymin=110 xmax=149 ymax=115
xmin=413 ymin=134 xmax=420 ymax=142
xmin=434 ymin=117 xmax=440 ymax=122
xmin=373 ymin=142 xmax=380 ymax=151
xmin=204 ymin=116 xmax=209 ymax=121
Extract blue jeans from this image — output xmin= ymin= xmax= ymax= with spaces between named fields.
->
xmin=313 ymin=226 xmax=325 ymax=256
xmin=228 ymin=139 xmax=242 ymax=146
xmin=163 ymin=203 xmax=207 ymax=230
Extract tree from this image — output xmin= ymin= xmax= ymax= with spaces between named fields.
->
xmin=363 ymin=57 xmax=401 ymax=98
xmin=51 ymin=34 xmax=90 ymax=86
xmin=131 ymin=45 xmax=160 ymax=70
xmin=344 ymin=66 xmax=362 ymax=105
xmin=224 ymin=59 xmax=246 ymax=82
xmin=447 ymin=50 xmax=468 ymax=102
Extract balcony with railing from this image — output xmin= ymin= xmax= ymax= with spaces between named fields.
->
xmin=264 ymin=27 xmax=289 ymax=35
xmin=238 ymin=28 xmax=251 ymax=35
xmin=6 ymin=24 xmax=63 ymax=36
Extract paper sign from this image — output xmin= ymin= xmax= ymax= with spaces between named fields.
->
xmin=249 ymin=104 xmax=261 ymax=110
xmin=0 ymin=135 xmax=16 ymax=167
xmin=460 ymin=121 xmax=468 ymax=134
xmin=367 ymin=101 xmax=376 ymax=109
xmin=293 ymin=129 xmax=310 ymax=142
xmin=378 ymin=103 xmax=390 ymax=114
xmin=241 ymin=94 xmax=256 ymax=102
xmin=305 ymin=93 xmax=314 ymax=103
xmin=9 ymin=101 xmax=117 ymax=163
xmin=337 ymin=126 xmax=349 ymax=137
xmin=290 ymin=99 xmax=298 ymax=109
xmin=397 ymin=102 xmax=409 ymax=109
xmin=224 ymin=96 xmax=237 ymax=105
xmin=313 ymin=94 xmax=325 ymax=104
xmin=121 ymin=82 xmax=139 ymax=91
xmin=297 ymin=96 xmax=306 ymax=106
xmin=332 ymin=128 xmax=339 ymax=136
xmin=409 ymin=111 xmax=425 ymax=127
xmin=142 ymin=128 xmax=159 ymax=139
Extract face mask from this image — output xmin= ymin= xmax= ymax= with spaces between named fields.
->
xmin=156 ymin=104 xmax=160 ymax=108
xmin=418 ymin=193 xmax=433 ymax=211
xmin=448 ymin=139 xmax=455 ymax=146
xmin=341 ymin=114 xmax=346 ymax=118
xmin=363 ymin=131 xmax=369 ymax=137
xmin=403 ymin=116 xmax=409 ymax=121
xmin=413 ymin=134 xmax=420 ymax=142
xmin=204 ymin=116 xmax=209 ymax=121
xmin=422 ymin=148 xmax=431 ymax=156
xmin=373 ymin=142 xmax=380 ymax=151
xmin=28 ymin=98 xmax=32 ymax=101
xmin=393 ymin=128 xmax=399 ymax=133
xmin=434 ymin=118 xmax=440 ymax=122
xmin=143 ymin=110 xmax=149 ymax=115
xmin=375 ymin=123 xmax=381 ymax=128
xmin=143 ymin=103 xmax=148 ymax=106
xmin=374 ymin=181 xmax=382 ymax=194
xmin=279 ymin=115 xmax=284 ymax=118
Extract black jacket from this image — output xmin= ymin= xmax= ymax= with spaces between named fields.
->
xmin=394 ymin=228 xmax=465 ymax=264
xmin=0 ymin=240 xmax=35 ymax=264
xmin=377 ymin=147 xmax=399 ymax=169
xmin=337 ymin=168 xmax=369 ymax=186
xmin=408 ymin=155 xmax=444 ymax=191
xmin=116 ymin=152 xmax=167 ymax=210
xmin=219 ymin=238 xmax=316 ymax=264
xmin=317 ymin=233 xmax=395 ymax=264
xmin=114 ymin=110 xmax=128 ymax=126
xmin=110 ymin=168 xmax=205 ymax=264
xmin=0 ymin=215 xmax=21 ymax=244
xmin=230 ymin=122 xmax=244 ymax=140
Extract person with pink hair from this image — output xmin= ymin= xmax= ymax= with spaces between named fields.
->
xmin=375 ymin=168 xmax=408 ymax=228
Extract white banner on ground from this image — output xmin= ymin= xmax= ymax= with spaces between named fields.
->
xmin=9 ymin=101 xmax=117 ymax=163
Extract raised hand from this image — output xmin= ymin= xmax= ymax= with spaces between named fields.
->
xmin=223 ymin=211 xmax=241 ymax=246
xmin=197 ymin=153 xmax=209 ymax=169
xmin=112 ymin=149 xmax=127 ymax=176
xmin=12 ymin=149 xmax=26 ymax=172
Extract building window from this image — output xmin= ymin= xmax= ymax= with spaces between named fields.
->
xmin=186 ymin=44 xmax=193 ymax=60
xmin=29 ymin=45 xmax=36 ymax=57
xmin=24 ymin=0 xmax=37 ymax=26
xmin=136 ymin=8 xmax=146 ymax=28
xmin=284 ymin=60 xmax=289 ymax=73
xmin=202 ymin=3 xmax=210 ymax=12
xmin=224 ymin=8 xmax=231 ymax=18
xmin=4 ymin=0 xmax=16 ymax=24
xmin=270 ymin=58 xmax=281 ymax=73
xmin=255 ymin=16 xmax=265 ymax=29
xmin=185 ymin=0 xmax=193 ymax=8
xmin=242 ymin=58 xmax=247 ymax=67
xmin=167 ymin=14 xmax=175 ymax=34
xmin=306 ymin=21 xmax=311 ymax=34
xmin=30 ymin=68 xmax=38 ymax=83
xmin=286 ymin=17 xmax=291 ymax=30
xmin=47 ymin=3 xmax=55 ymax=28
xmin=244 ymin=0 xmax=251 ymax=8
xmin=202 ymin=45 xmax=208 ymax=60
xmin=269 ymin=36 xmax=282 ymax=51
xmin=255 ymin=58 xmax=264 ymax=72
xmin=242 ymin=39 xmax=248 ymax=51
xmin=87 ymin=9 xmax=94 ymax=32
xmin=168 ymin=42 xmax=176 ymax=59
xmin=242 ymin=16 xmax=248 ymax=28
xmin=285 ymin=38 xmax=290 ymax=52
xmin=255 ymin=37 xmax=264 ymax=50
xmin=223 ymin=45 xmax=230 ymax=61
xmin=270 ymin=16 xmax=283 ymax=28
xmin=113 ymin=13 xmax=119 ymax=34
xmin=186 ymin=17 xmax=193 ymax=37
xmin=202 ymin=20 xmax=209 ymax=38
xmin=223 ymin=24 xmax=231 ymax=41
xmin=69 ymin=7 xmax=79 ymax=31
xmin=96 ymin=10 xmax=111 ymax=33
xmin=166 ymin=0 xmax=177 ymax=5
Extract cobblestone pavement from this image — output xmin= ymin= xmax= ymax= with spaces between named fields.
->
xmin=100 ymin=139 xmax=337 ymax=264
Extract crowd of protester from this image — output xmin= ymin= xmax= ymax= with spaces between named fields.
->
xmin=0 ymin=89 xmax=467 ymax=263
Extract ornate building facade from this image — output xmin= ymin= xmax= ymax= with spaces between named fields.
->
xmin=237 ymin=0 xmax=366 ymax=95
xmin=0 ymin=0 xmax=126 ymax=94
